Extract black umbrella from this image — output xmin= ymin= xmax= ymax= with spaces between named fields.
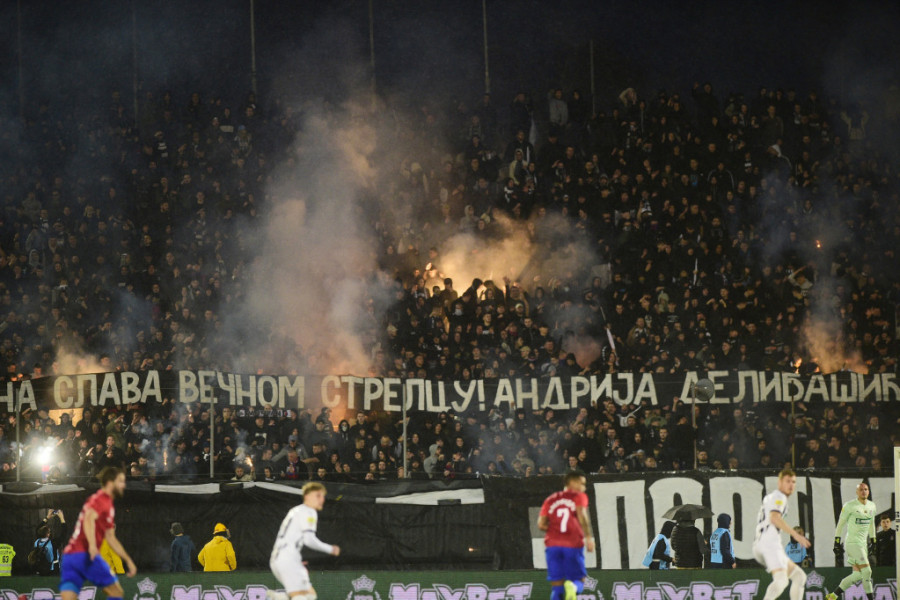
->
xmin=662 ymin=504 xmax=714 ymax=521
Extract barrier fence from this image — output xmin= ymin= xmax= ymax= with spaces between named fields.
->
xmin=0 ymin=568 xmax=897 ymax=600
xmin=0 ymin=471 xmax=895 ymax=573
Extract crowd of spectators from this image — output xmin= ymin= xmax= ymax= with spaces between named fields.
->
xmin=1 ymin=74 xmax=899 ymax=482
xmin=2 ymin=394 xmax=896 ymax=483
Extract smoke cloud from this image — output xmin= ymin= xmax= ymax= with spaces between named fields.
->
xmin=438 ymin=212 xmax=595 ymax=295
xmin=217 ymin=100 xmax=603 ymax=375
xmin=7 ymin=3 xmax=895 ymax=383
xmin=190 ymin=6 xmax=606 ymax=377
xmin=224 ymin=103 xmax=395 ymax=374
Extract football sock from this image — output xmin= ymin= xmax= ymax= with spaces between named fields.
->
xmin=860 ymin=566 xmax=873 ymax=594
xmin=551 ymin=585 xmax=565 ymax=600
xmin=763 ymin=571 xmax=789 ymax=600
xmin=575 ymin=581 xmax=584 ymax=594
xmin=839 ymin=570 xmax=863 ymax=591
xmin=789 ymin=568 xmax=806 ymax=600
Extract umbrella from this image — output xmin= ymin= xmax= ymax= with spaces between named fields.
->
xmin=662 ymin=504 xmax=714 ymax=521
xmin=692 ymin=378 xmax=715 ymax=402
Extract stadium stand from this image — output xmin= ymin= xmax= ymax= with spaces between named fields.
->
xmin=1 ymin=80 xmax=898 ymax=483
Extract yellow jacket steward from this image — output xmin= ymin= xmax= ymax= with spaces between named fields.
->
xmin=198 ymin=535 xmax=236 ymax=571
xmin=0 ymin=543 xmax=14 ymax=576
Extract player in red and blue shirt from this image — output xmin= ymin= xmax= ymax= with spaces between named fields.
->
xmin=60 ymin=467 xmax=136 ymax=600
xmin=538 ymin=470 xmax=595 ymax=600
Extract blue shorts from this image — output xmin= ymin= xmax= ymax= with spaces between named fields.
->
xmin=60 ymin=552 xmax=118 ymax=593
xmin=545 ymin=546 xmax=586 ymax=582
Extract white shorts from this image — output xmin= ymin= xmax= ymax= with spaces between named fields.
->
xmin=845 ymin=543 xmax=868 ymax=566
xmin=753 ymin=537 xmax=789 ymax=573
xmin=270 ymin=555 xmax=311 ymax=593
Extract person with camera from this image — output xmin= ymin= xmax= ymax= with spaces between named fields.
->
xmin=30 ymin=526 xmax=54 ymax=575
xmin=37 ymin=509 xmax=67 ymax=572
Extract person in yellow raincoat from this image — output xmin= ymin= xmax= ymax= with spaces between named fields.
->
xmin=198 ymin=523 xmax=235 ymax=571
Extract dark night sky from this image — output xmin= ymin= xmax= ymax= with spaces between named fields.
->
xmin=0 ymin=1 xmax=898 ymax=115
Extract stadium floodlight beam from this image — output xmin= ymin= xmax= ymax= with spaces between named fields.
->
xmin=37 ymin=445 xmax=54 ymax=467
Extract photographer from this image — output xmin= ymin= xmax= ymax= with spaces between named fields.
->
xmin=30 ymin=526 xmax=53 ymax=575
xmin=36 ymin=509 xmax=67 ymax=572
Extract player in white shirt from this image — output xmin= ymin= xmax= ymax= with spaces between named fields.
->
xmin=267 ymin=482 xmax=341 ymax=600
xmin=752 ymin=469 xmax=811 ymax=600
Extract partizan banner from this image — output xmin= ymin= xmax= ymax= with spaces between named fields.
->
xmin=483 ymin=472 xmax=896 ymax=570
xmin=2 ymin=370 xmax=900 ymax=414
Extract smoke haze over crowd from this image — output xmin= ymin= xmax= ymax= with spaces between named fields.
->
xmin=3 ymin=0 xmax=900 ymax=491
xmin=0 ymin=1 xmax=899 ymax=379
